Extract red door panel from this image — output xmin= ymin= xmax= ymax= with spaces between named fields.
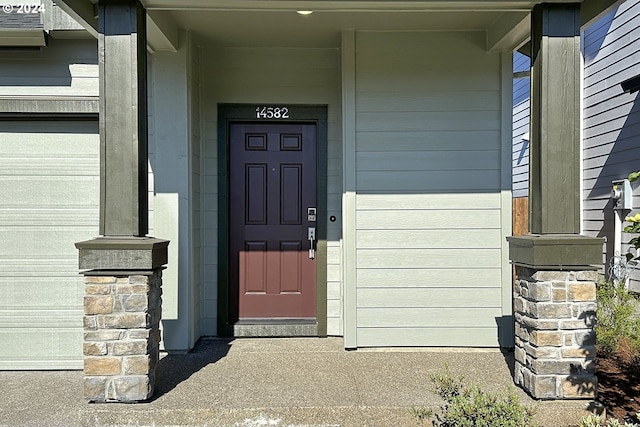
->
xmin=230 ymin=123 xmax=317 ymax=320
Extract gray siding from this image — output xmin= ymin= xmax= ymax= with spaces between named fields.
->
xmin=512 ymin=51 xmax=530 ymax=199
xmin=200 ymin=47 xmax=343 ymax=336
xmin=0 ymin=8 xmax=42 ymax=29
xmin=582 ymin=0 xmax=640 ymax=274
xmin=354 ymin=31 xmax=508 ymax=347
xmin=0 ymin=38 xmax=98 ymax=97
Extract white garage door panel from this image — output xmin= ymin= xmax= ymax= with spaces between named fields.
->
xmin=0 ymin=177 xmax=99 ymax=208
xmin=1 ymin=227 xmax=97 ymax=257
xmin=0 ymin=120 xmax=98 ymax=142
xmin=0 ymin=310 xmax=81 ymax=327
xmin=0 ymin=259 xmax=86 ymax=277
xmin=0 ymin=328 xmax=83 ymax=370
xmin=0 ymin=120 xmax=99 ymax=369
xmin=0 ymin=159 xmax=98 ymax=176
xmin=0 ymin=278 xmax=83 ymax=308
xmin=1 ymin=210 xmax=97 ymax=226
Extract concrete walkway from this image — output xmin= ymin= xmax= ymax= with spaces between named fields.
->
xmin=0 ymin=338 xmax=598 ymax=427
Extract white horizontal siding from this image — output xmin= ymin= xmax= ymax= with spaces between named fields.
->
xmin=357 ymin=249 xmax=503 ymax=269
xmin=356 ymin=327 xmax=500 ymax=347
xmin=582 ymin=0 xmax=640 ymax=284
xmin=0 ymin=120 xmax=99 ymax=369
xmin=357 ymin=268 xmax=502 ymax=288
xmin=357 ymin=193 xmax=501 ymax=209
xmin=327 ymin=242 xmax=342 ymax=335
xmin=357 ymin=287 xmax=502 ymax=308
xmin=357 ymin=229 xmax=501 ymax=249
xmin=357 ymin=209 xmax=501 ymax=230
xmin=354 ymin=31 xmax=505 ymax=347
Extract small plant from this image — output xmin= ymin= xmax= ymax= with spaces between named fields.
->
xmin=579 ymin=414 xmax=604 ymax=427
xmin=578 ymin=413 xmax=640 ymax=427
xmin=409 ymin=406 xmax=434 ymax=426
xmin=596 ymin=279 xmax=640 ymax=360
xmin=429 ymin=365 xmax=465 ymax=401
xmin=413 ymin=365 xmax=538 ymax=427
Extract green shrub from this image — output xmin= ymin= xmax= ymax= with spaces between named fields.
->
xmin=596 ymin=279 xmax=640 ymax=358
xmin=410 ymin=365 xmax=538 ymax=427
xmin=578 ymin=413 xmax=640 ymax=427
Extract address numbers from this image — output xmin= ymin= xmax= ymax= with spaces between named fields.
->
xmin=255 ymin=106 xmax=290 ymax=119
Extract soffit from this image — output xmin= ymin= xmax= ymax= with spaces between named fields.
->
xmin=141 ymin=1 xmax=571 ymax=11
xmin=167 ymin=9 xmax=511 ymax=47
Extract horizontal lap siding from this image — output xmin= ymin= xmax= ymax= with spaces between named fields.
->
xmin=354 ymin=32 xmax=503 ymax=347
xmin=512 ymin=52 xmax=531 ymax=199
xmin=582 ymin=1 xmax=640 ymax=280
xmin=0 ymin=39 xmax=97 ymax=97
xmin=512 ymin=102 xmax=530 ymax=198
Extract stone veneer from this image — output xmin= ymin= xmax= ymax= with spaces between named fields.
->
xmin=83 ymin=270 xmax=162 ymax=402
xmin=513 ymin=267 xmax=597 ymax=399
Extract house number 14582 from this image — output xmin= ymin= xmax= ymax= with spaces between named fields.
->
xmin=255 ymin=106 xmax=289 ymax=119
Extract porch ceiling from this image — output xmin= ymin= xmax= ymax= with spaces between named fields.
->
xmin=167 ymin=9 xmax=518 ymax=48
xmin=141 ymin=0 xmax=585 ymax=49
xmin=55 ymin=0 xmax=594 ymax=51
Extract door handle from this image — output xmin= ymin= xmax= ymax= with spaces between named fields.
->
xmin=308 ymin=227 xmax=316 ymax=260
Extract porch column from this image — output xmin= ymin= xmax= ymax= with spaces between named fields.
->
xmin=529 ymin=3 xmax=581 ymax=235
xmin=75 ymin=0 xmax=168 ymax=402
xmin=507 ymin=3 xmax=603 ymax=400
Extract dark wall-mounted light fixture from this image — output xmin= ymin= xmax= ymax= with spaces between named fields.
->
xmin=621 ymin=74 xmax=640 ymax=94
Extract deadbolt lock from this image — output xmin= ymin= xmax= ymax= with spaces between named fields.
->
xmin=307 ymin=207 xmax=317 ymax=222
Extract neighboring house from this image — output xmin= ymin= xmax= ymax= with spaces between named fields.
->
xmin=0 ymin=0 xmax=622 ymax=370
xmin=512 ymin=51 xmax=531 ymax=203
xmin=582 ymin=0 xmax=640 ymax=285
xmin=511 ymin=0 xmax=640 ymax=286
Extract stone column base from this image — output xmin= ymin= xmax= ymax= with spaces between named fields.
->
xmin=83 ymin=270 xmax=162 ymax=402
xmin=513 ymin=267 xmax=597 ymax=399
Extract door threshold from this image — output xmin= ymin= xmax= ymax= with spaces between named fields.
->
xmin=233 ymin=319 xmax=318 ymax=337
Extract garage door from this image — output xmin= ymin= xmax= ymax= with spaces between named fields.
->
xmin=0 ymin=120 xmax=99 ymax=369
